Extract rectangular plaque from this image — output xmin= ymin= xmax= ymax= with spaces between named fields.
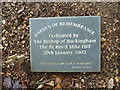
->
xmin=29 ymin=16 xmax=101 ymax=72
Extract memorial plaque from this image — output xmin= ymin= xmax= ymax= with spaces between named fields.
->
xmin=29 ymin=16 xmax=101 ymax=72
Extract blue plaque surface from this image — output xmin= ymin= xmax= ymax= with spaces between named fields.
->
xmin=30 ymin=16 xmax=101 ymax=72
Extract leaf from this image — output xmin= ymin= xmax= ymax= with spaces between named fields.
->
xmin=5 ymin=59 xmax=16 ymax=63
xmin=55 ymin=83 xmax=62 ymax=88
xmin=45 ymin=81 xmax=54 ymax=87
xmin=8 ymin=54 xmax=17 ymax=60
xmin=55 ymin=76 xmax=62 ymax=84
xmin=17 ymin=55 xmax=25 ymax=60
xmin=17 ymin=55 xmax=25 ymax=64
xmin=37 ymin=84 xmax=44 ymax=89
